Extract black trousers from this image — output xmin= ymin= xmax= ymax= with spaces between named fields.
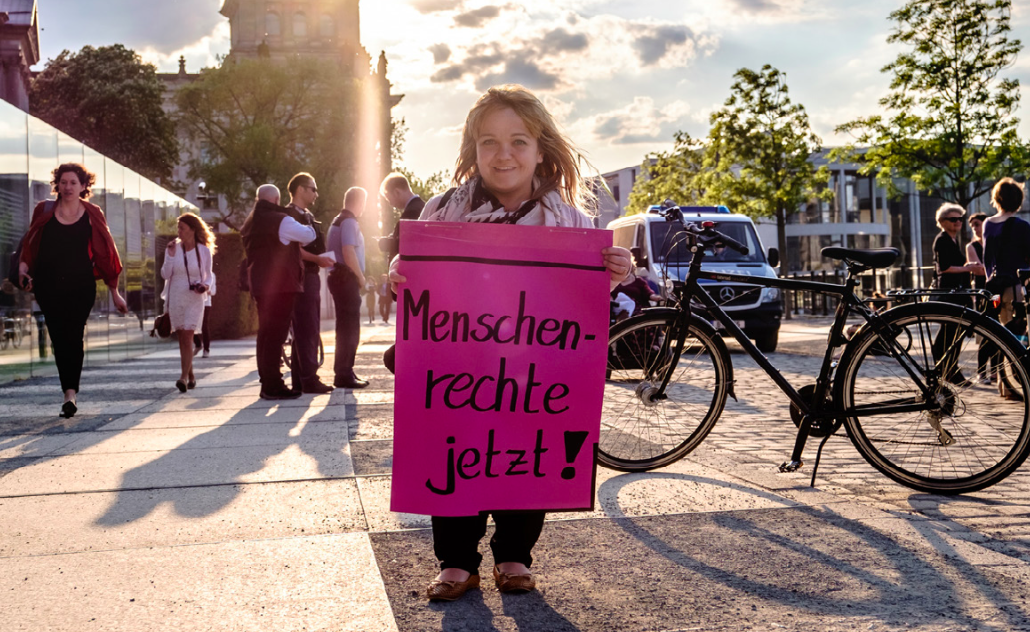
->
xmin=432 ymin=511 xmax=546 ymax=575
xmin=291 ymin=272 xmax=322 ymax=386
xmin=931 ymin=293 xmax=969 ymax=379
xmin=36 ymin=283 xmax=96 ymax=393
xmin=254 ymin=292 xmax=298 ymax=391
xmin=328 ymin=271 xmax=361 ymax=381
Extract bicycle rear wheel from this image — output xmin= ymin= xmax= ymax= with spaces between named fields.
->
xmin=600 ymin=312 xmax=730 ymax=471
xmin=836 ymin=302 xmax=1030 ymax=494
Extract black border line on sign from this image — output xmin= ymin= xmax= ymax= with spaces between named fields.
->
xmin=399 ymin=254 xmax=607 ymax=272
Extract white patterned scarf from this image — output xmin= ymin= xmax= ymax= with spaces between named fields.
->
xmin=424 ymin=177 xmax=590 ymax=228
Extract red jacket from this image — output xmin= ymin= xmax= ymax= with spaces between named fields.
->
xmin=20 ymin=200 xmax=123 ymax=288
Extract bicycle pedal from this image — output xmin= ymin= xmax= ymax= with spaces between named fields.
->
xmin=778 ymin=460 xmax=804 ymax=473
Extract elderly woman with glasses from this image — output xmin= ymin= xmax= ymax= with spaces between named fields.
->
xmin=931 ymin=203 xmax=984 ymax=384
xmin=933 ymin=204 xmax=982 ymax=290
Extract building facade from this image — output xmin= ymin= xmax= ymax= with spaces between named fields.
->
xmin=0 ymin=98 xmax=199 ymax=383
xmin=0 ymin=0 xmax=38 ymax=112
xmin=600 ymin=156 xmax=1029 ymax=289
xmin=159 ymin=0 xmax=402 ymax=230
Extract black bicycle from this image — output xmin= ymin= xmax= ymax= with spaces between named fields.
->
xmin=281 ymin=325 xmax=325 ymax=368
xmin=600 ymin=203 xmax=1030 ymax=495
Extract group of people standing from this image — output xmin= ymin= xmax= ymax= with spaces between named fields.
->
xmin=932 ymin=177 xmax=1028 ymax=386
xmin=239 ymin=175 xmax=375 ymax=399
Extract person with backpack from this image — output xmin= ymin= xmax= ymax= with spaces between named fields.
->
xmin=17 ymin=163 xmax=128 ymax=418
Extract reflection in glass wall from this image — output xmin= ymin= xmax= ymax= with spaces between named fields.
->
xmin=0 ymin=99 xmax=197 ymax=384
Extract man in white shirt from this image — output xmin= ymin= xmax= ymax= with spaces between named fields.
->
xmin=241 ymin=184 xmax=316 ymax=399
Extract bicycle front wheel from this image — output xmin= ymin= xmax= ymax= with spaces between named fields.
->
xmin=600 ymin=312 xmax=730 ymax=471
xmin=836 ymin=302 xmax=1030 ymax=494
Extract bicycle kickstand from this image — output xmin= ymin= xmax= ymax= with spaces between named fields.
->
xmin=809 ymin=433 xmax=833 ymax=488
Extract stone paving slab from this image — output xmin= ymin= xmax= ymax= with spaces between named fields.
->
xmin=0 ymin=478 xmax=366 ymax=557
xmin=95 ymin=404 xmax=351 ymax=432
xmin=0 ymin=440 xmax=354 ymax=496
xmin=50 ymin=419 xmax=350 ymax=456
xmin=2 ymin=533 xmax=399 ymax=632
xmin=371 ymin=507 xmax=1030 ymax=632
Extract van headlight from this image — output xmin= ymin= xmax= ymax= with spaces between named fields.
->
xmin=762 ymin=287 xmax=780 ymax=302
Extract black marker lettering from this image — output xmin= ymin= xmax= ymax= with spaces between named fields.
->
xmin=505 ymin=449 xmax=529 ymax=475
xmin=426 ymin=436 xmax=456 ymax=495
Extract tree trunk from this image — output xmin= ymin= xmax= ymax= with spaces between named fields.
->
xmin=777 ymin=205 xmax=790 ymax=320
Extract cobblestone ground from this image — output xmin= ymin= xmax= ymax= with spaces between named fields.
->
xmin=692 ymin=337 xmax=1030 ymax=564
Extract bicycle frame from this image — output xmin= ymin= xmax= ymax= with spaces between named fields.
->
xmin=660 ymin=251 xmax=956 ymax=468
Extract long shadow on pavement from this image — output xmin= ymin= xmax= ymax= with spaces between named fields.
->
xmin=93 ymin=397 xmax=350 ymax=525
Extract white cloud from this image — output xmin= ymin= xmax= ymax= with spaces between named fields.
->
xmin=137 ymin=22 xmax=231 ymax=73
xmin=569 ymin=97 xmax=694 ymax=146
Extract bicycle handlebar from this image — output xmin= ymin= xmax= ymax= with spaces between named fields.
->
xmin=655 ymin=202 xmax=750 ymax=256
xmin=683 ymin=220 xmax=750 ymax=255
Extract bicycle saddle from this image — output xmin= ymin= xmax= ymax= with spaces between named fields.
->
xmin=821 ymin=247 xmax=899 ymax=269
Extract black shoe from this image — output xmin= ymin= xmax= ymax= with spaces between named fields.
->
xmin=260 ymin=386 xmax=303 ymax=400
xmin=301 ymin=381 xmax=335 ymax=394
xmin=61 ymin=401 xmax=77 ymax=418
xmin=334 ymin=376 xmax=369 ymax=389
xmin=176 ymin=379 xmax=187 ymax=393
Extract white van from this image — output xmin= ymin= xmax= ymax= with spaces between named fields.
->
xmin=608 ymin=206 xmax=783 ymax=352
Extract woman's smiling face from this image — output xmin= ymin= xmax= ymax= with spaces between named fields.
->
xmin=475 ymin=107 xmax=543 ymax=207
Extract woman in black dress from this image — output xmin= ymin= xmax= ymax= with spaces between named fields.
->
xmin=18 ymin=164 xmax=128 ymax=417
xmin=931 ymin=203 xmax=983 ymax=382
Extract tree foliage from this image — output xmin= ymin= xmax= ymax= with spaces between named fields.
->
xmin=633 ymin=66 xmax=827 ymax=261
xmin=175 ymin=56 xmax=364 ymax=228
xmin=834 ymin=0 xmax=1028 ymax=208
xmin=625 ymin=132 xmax=707 ymax=215
xmin=29 ymin=44 xmax=179 ymax=181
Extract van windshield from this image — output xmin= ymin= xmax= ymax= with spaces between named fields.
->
xmin=650 ymin=220 xmax=765 ymax=265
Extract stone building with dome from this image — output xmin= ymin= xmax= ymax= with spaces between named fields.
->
xmin=159 ymin=0 xmax=403 ymax=228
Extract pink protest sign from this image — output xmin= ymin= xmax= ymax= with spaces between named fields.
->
xmin=390 ymin=221 xmax=612 ymax=517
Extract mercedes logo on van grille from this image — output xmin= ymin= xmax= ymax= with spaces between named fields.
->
xmin=719 ymin=286 xmax=736 ymax=302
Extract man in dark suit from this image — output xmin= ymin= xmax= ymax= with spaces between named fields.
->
xmin=240 ymin=184 xmax=316 ymax=400
xmin=378 ymin=172 xmax=425 ymax=262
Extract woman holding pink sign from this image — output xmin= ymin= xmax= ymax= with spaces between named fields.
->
xmin=390 ymin=84 xmax=633 ymax=602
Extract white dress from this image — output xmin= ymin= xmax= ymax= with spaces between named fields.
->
xmin=161 ymin=243 xmax=212 ymax=332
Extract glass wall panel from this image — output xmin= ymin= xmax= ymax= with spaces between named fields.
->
xmin=0 ymin=103 xmax=28 ymax=381
xmin=103 ymin=159 xmax=128 ymax=362
xmin=140 ymin=179 xmax=158 ymax=347
xmin=0 ymin=107 xmax=211 ymax=384
xmin=57 ymin=131 xmax=83 ymax=165
xmin=73 ymin=146 xmax=104 ymax=368
xmin=123 ymin=172 xmax=144 ymax=356
xmin=25 ymin=117 xmax=58 ymax=376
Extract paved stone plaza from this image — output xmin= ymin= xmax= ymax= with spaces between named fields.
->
xmin=1 ymin=319 xmax=1029 ymax=631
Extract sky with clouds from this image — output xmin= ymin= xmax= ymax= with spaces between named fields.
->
xmin=35 ymin=0 xmax=1030 ymax=181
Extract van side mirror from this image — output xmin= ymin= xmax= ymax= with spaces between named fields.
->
xmin=767 ymin=248 xmax=780 ymax=268
xmin=630 ymin=246 xmax=648 ymax=269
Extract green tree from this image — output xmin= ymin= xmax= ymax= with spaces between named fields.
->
xmin=834 ymin=0 xmax=1029 ymax=209
xmin=29 ymin=44 xmax=179 ymax=181
xmin=703 ymin=65 xmax=829 ymax=265
xmin=625 ymin=132 xmax=707 ymax=215
xmin=175 ymin=56 xmax=365 ymax=228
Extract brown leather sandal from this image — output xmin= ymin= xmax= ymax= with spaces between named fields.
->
xmin=426 ymin=574 xmax=480 ymax=601
xmin=493 ymin=566 xmax=535 ymax=594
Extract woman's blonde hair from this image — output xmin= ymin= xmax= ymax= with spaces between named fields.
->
xmin=454 ymin=84 xmax=594 ymax=211
xmin=178 ymin=212 xmax=217 ymax=255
